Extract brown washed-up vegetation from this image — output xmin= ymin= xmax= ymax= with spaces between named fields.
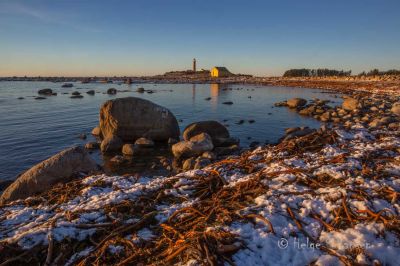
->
xmin=1 ymin=124 xmax=399 ymax=265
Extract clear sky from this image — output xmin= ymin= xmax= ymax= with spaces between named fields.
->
xmin=0 ymin=0 xmax=399 ymax=77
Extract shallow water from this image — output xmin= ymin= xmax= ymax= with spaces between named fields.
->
xmin=0 ymin=81 xmax=341 ymax=181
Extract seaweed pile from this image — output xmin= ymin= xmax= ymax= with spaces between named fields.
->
xmin=1 ymin=124 xmax=399 ymax=265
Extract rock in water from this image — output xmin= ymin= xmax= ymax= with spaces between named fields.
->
xmin=91 ymin=126 xmax=101 ymax=136
xmin=99 ymin=97 xmax=180 ymax=142
xmin=122 ymin=144 xmax=135 ymax=155
xmin=172 ymin=133 xmax=214 ymax=158
xmin=107 ymin=88 xmax=117 ymax=95
xmin=287 ymin=98 xmax=307 ymax=108
xmin=183 ymin=121 xmax=229 ymax=146
xmin=134 ymin=137 xmax=155 ymax=148
xmin=38 ymin=88 xmax=53 ymax=95
xmin=0 ymin=147 xmax=98 ymax=204
xmin=100 ymin=135 xmax=123 ymax=153
xmin=342 ymin=97 xmax=360 ymax=111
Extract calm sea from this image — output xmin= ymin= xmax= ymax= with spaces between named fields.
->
xmin=0 ymin=81 xmax=341 ymax=181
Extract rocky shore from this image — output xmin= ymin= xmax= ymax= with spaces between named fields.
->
xmin=2 ymin=74 xmax=400 ymax=95
xmin=0 ymin=87 xmax=399 ymax=265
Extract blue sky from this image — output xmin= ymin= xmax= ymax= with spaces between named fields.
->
xmin=0 ymin=0 xmax=399 ymax=76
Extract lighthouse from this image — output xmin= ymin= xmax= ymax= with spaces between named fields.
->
xmin=193 ymin=58 xmax=196 ymax=72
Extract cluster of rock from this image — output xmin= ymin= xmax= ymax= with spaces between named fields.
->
xmin=275 ymin=94 xmax=400 ymax=130
xmin=1 ymin=97 xmax=241 ymax=203
xmin=88 ymin=98 xmax=239 ymax=172
xmin=95 ymin=97 xmax=180 ymax=156
xmin=171 ymin=121 xmax=239 ymax=171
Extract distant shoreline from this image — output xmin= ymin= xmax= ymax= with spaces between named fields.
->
xmin=1 ymin=75 xmax=400 ymax=95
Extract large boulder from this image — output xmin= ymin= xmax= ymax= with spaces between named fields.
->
xmin=100 ymin=135 xmax=123 ymax=153
xmin=0 ymin=147 xmax=98 ymax=204
xmin=172 ymin=133 xmax=214 ymax=158
xmin=99 ymin=97 xmax=180 ymax=142
xmin=342 ymin=97 xmax=361 ymax=111
xmin=183 ymin=121 xmax=229 ymax=146
xmin=287 ymin=98 xmax=307 ymax=108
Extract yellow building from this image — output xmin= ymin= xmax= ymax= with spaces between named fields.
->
xmin=210 ymin=67 xmax=232 ymax=77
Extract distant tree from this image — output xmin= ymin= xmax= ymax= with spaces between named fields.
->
xmin=367 ymin=69 xmax=380 ymax=76
xmin=283 ymin=68 xmax=351 ymax=77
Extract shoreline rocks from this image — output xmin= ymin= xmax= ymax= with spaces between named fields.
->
xmin=99 ymin=97 xmax=180 ymax=142
xmin=100 ymin=135 xmax=123 ymax=153
xmin=172 ymin=133 xmax=214 ymax=158
xmin=0 ymin=146 xmax=98 ymax=204
xmin=287 ymin=98 xmax=307 ymax=108
xmin=183 ymin=121 xmax=230 ymax=146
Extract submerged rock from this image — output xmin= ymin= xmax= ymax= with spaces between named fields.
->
xmin=99 ymin=97 xmax=180 ymax=142
xmin=0 ymin=146 xmax=98 ymax=204
xmin=86 ymin=90 xmax=95 ymax=95
xmin=35 ymin=96 xmax=46 ymax=100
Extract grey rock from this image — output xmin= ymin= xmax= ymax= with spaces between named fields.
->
xmin=0 ymin=147 xmax=98 ymax=204
xmin=107 ymin=88 xmax=117 ymax=95
xmin=99 ymin=97 xmax=180 ymax=142
xmin=134 ymin=137 xmax=154 ymax=148
xmin=287 ymin=98 xmax=307 ymax=108
xmin=100 ymin=135 xmax=123 ymax=153
xmin=122 ymin=144 xmax=135 ymax=156
xmin=38 ymin=88 xmax=53 ymax=95
xmin=85 ymin=142 xmax=99 ymax=149
xmin=182 ymin=157 xmax=196 ymax=171
xmin=183 ymin=121 xmax=229 ymax=146
xmin=172 ymin=133 xmax=214 ymax=158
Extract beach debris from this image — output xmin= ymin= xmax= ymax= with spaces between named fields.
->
xmin=0 ymin=124 xmax=399 ymax=265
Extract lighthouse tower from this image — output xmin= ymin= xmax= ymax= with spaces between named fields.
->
xmin=193 ymin=58 xmax=196 ymax=72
